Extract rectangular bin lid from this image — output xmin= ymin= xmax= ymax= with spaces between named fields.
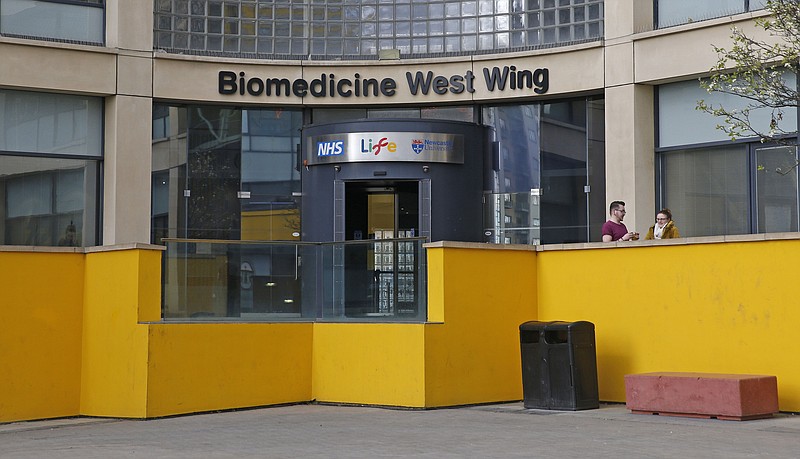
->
xmin=519 ymin=320 xmax=594 ymax=332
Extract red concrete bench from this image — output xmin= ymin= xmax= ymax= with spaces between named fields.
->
xmin=624 ymin=372 xmax=778 ymax=421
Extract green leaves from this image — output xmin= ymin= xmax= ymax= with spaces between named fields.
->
xmin=697 ymin=0 xmax=800 ymax=143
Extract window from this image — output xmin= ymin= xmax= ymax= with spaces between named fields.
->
xmin=154 ymin=0 xmax=604 ymax=59
xmin=482 ymin=97 xmax=606 ymax=244
xmin=661 ymin=145 xmax=750 ymax=237
xmin=151 ymin=103 xmax=303 ymax=243
xmin=657 ymin=80 xmax=798 ymax=236
xmin=656 ymin=0 xmax=767 ymax=29
xmin=1 ymin=90 xmax=102 ymax=246
xmin=1 ymin=0 xmax=104 ymax=44
xmin=658 ymin=78 xmax=796 ymax=149
xmin=153 ymin=103 xmax=305 ymax=319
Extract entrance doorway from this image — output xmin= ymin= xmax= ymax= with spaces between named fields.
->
xmin=341 ymin=181 xmax=421 ymax=317
xmin=345 ymin=182 xmax=419 ymax=242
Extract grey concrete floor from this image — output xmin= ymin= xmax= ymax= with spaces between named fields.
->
xmin=1 ymin=403 xmax=799 ymax=458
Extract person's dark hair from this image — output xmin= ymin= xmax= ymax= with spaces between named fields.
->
xmin=657 ymin=208 xmax=672 ymax=220
xmin=609 ymin=201 xmax=625 ymax=213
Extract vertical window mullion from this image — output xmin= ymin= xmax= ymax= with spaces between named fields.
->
xmin=748 ymin=143 xmax=758 ymax=234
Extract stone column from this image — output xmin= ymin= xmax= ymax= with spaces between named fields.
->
xmin=603 ymin=0 xmax=656 ymax=235
xmin=103 ymin=1 xmax=154 ymax=244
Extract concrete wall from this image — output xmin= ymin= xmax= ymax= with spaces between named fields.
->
xmin=146 ymin=322 xmax=313 ymax=418
xmin=80 ymin=248 xmax=157 ymax=418
xmin=3 ymin=235 xmax=800 ymax=423
xmin=423 ymin=244 xmax=537 ymax=407
xmin=0 ymin=249 xmax=84 ymax=422
xmin=537 ymin=236 xmax=800 ymax=410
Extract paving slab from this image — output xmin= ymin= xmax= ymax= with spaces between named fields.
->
xmin=1 ymin=403 xmax=799 ymax=458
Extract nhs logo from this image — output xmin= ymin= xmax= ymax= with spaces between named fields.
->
xmin=317 ymin=140 xmax=344 ymax=156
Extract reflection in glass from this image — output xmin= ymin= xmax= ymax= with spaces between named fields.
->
xmin=1 ymin=0 xmax=104 ymax=44
xmin=151 ymin=104 xmax=302 ymax=244
xmin=657 ymin=0 xmax=746 ymax=28
xmin=483 ymin=191 xmax=541 ymax=244
xmin=163 ymin=238 xmax=427 ymax=322
xmin=154 ymin=0 xmax=604 ymax=58
xmin=0 ymin=89 xmax=103 ymax=157
xmin=662 ymin=145 xmax=749 ymax=237
xmin=755 ymin=146 xmax=798 ymax=233
xmin=482 ymin=98 xmax=605 ymax=244
xmin=1 ymin=155 xmax=99 ymax=246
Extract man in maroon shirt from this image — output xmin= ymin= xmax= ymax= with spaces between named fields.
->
xmin=602 ymin=201 xmax=638 ymax=242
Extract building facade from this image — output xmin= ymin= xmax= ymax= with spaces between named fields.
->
xmin=1 ymin=2 xmax=796 ymax=260
xmin=7 ymin=2 xmax=800 ymax=424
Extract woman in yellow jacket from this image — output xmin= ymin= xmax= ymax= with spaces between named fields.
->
xmin=644 ymin=208 xmax=681 ymax=240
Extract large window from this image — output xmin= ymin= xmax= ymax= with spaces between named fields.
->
xmin=151 ymin=104 xmax=302 ymax=243
xmin=153 ymin=104 xmax=303 ymax=318
xmin=661 ymin=145 xmax=750 ymax=237
xmin=657 ymin=80 xmax=798 ymax=237
xmin=0 ymin=89 xmax=102 ymax=246
xmin=154 ymin=0 xmax=604 ymax=59
xmin=0 ymin=0 xmax=104 ymax=44
xmin=482 ymin=97 xmax=605 ymax=244
xmin=656 ymin=0 xmax=767 ymax=29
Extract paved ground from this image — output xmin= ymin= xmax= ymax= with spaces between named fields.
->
xmin=1 ymin=403 xmax=799 ymax=458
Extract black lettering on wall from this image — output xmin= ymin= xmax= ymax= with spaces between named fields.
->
xmin=534 ymin=68 xmax=549 ymax=94
xmin=406 ymin=71 xmax=435 ymax=95
xmin=265 ymin=78 xmax=291 ymax=96
xmin=218 ymin=67 xmax=548 ymax=97
xmin=219 ymin=71 xmax=237 ymax=94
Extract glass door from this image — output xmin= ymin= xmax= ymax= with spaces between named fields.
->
xmin=343 ymin=182 xmax=419 ymax=317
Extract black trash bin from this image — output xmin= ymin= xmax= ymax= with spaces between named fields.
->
xmin=519 ymin=321 xmax=599 ymax=410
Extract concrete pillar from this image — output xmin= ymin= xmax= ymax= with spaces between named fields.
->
xmin=103 ymin=96 xmax=153 ymax=245
xmin=604 ymin=85 xmax=655 ymax=235
xmin=102 ymin=1 xmax=154 ymax=245
xmin=106 ymin=0 xmax=154 ymax=51
xmin=603 ymin=0 xmax=657 ymax=234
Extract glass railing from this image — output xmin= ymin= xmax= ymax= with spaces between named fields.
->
xmin=162 ymin=238 xmax=427 ymax=322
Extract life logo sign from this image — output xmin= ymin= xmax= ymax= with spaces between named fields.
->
xmin=360 ymin=137 xmax=396 ymax=155
xmin=316 ymin=140 xmax=344 ymax=157
xmin=411 ymin=139 xmax=424 ymax=154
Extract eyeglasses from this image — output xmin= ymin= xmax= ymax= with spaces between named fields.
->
xmin=615 ymin=209 xmax=626 ymax=214
xmin=656 ymin=217 xmax=668 ymax=221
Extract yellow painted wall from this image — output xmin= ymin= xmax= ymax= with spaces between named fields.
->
xmin=6 ymin=237 xmax=800 ymax=422
xmin=537 ymin=240 xmax=800 ymax=411
xmin=424 ymin=246 xmax=537 ymax=407
xmin=312 ymin=323 xmax=427 ymax=407
xmin=80 ymin=248 xmax=160 ymax=418
xmin=146 ymin=323 xmax=313 ymax=417
xmin=0 ymin=251 xmax=84 ymax=423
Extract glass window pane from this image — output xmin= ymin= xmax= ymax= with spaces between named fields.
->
xmin=396 ymin=5 xmax=411 ymax=20
xmin=0 ymin=0 xmax=104 ymax=43
xmin=7 ymin=171 xmax=52 ymax=217
xmin=2 ymin=155 xmax=98 ymax=246
xmin=155 ymin=0 xmax=603 ymax=58
xmin=657 ymin=0 xmax=745 ymax=28
xmin=153 ymin=105 xmax=303 ymax=242
xmin=56 ymin=168 xmax=84 ymax=213
xmin=658 ymin=77 xmax=798 ymax=148
xmin=662 ymin=145 xmax=749 ymax=237
xmin=0 ymin=89 xmax=103 ymax=157
xmin=755 ymin=145 xmax=798 ymax=232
